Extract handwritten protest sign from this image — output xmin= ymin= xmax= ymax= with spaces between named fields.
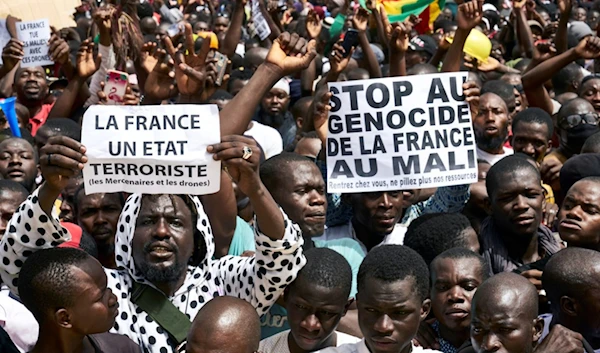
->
xmin=16 ymin=19 xmax=53 ymax=68
xmin=82 ymin=105 xmax=221 ymax=195
xmin=326 ymin=72 xmax=478 ymax=193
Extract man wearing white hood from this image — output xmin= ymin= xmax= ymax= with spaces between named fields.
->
xmin=0 ymin=32 xmax=318 ymax=353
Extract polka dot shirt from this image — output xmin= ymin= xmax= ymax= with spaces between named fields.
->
xmin=0 ymin=190 xmax=306 ymax=353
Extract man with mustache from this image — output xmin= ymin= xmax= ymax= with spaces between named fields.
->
xmin=473 ymin=93 xmax=513 ymax=166
xmin=0 ymin=31 xmax=317 ymax=353
xmin=73 ymin=189 xmax=125 ymax=269
xmin=254 ymin=79 xmax=297 ymax=149
xmin=1 ymin=32 xmax=71 ymax=136
xmin=479 ymin=155 xmax=561 ymax=275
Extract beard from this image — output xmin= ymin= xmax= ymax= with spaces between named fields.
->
xmin=136 ymin=243 xmax=188 ymax=283
xmin=475 ymin=125 xmax=508 ymax=152
xmin=260 ymin=109 xmax=287 ymax=128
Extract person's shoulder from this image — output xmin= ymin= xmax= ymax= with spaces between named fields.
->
xmin=89 ymin=332 xmax=140 ymax=353
xmin=316 ymin=341 xmax=361 ymax=353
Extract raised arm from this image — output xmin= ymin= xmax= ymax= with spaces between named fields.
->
xmin=354 ymin=8 xmax=382 ymax=78
xmin=442 ymin=0 xmax=483 ymax=73
xmin=388 ymin=21 xmax=412 ymax=77
xmin=220 ymin=32 xmax=316 ymax=136
xmin=48 ymin=40 xmax=101 ymax=120
xmin=523 ymin=36 xmax=600 ymax=114
xmin=220 ymin=0 xmax=246 ymax=57
xmin=554 ymin=0 xmax=571 ymax=54
xmin=0 ymin=136 xmax=86 ymax=294
xmin=210 ymin=135 xmax=305 ymax=315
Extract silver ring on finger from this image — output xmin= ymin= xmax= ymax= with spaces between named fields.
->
xmin=47 ymin=153 xmax=53 ymax=166
xmin=242 ymin=146 xmax=253 ymax=160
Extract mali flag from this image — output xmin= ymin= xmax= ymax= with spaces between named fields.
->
xmin=359 ymin=0 xmax=445 ymax=33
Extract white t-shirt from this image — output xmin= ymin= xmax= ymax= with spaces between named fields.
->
xmin=259 ymin=330 xmax=361 ymax=353
xmin=476 ymin=146 xmax=514 ymax=166
xmin=314 ymin=339 xmax=442 ymax=353
xmin=0 ymin=287 xmax=38 ymax=352
xmin=245 ymin=121 xmax=284 ymax=159
xmin=316 ymin=222 xmax=407 ymax=255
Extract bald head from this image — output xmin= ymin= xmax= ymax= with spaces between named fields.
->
xmin=558 ymin=97 xmax=595 ymax=120
xmin=186 ymin=296 xmax=261 ymax=353
xmin=471 ymin=273 xmax=541 ymax=353
xmin=543 ymin=248 xmax=600 ymax=309
xmin=244 ymin=47 xmax=269 ymax=70
xmin=473 ymin=272 xmax=539 ymax=321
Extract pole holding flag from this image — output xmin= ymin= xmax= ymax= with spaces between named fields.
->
xmin=0 ymin=97 xmax=21 ymax=138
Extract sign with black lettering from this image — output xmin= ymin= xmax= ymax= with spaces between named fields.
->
xmin=327 ymin=72 xmax=478 ymax=193
xmin=82 ymin=105 xmax=221 ymax=195
xmin=16 ymin=19 xmax=53 ymax=68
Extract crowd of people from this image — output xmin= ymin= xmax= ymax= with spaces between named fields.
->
xmin=0 ymin=0 xmax=599 ymax=352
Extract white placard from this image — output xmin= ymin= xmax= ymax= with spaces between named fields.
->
xmin=252 ymin=0 xmax=271 ymax=41
xmin=326 ymin=72 xmax=478 ymax=193
xmin=16 ymin=19 xmax=53 ymax=68
xmin=82 ymin=104 xmax=222 ymax=195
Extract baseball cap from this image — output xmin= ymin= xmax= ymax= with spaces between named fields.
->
xmin=409 ymin=35 xmax=438 ymax=57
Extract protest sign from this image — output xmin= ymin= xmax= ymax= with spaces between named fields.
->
xmin=16 ymin=19 xmax=53 ymax=68
xmin=326 ymin=72 xmax=478 ymax=193
xmin=82 ymin=104 xmax=222 ymax=195
xmin=251 ymin=0 xmax=271 ymax=41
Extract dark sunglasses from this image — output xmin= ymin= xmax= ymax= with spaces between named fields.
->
xmin=559 ymin=113 xmax=600 ymax=129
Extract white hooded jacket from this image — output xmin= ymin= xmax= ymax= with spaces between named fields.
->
xmin=0 ymin=190 xmax=306 ymax=353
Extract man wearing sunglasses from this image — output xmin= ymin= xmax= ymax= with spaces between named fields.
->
xmin=542 ymin=98 xmax=599 ymax=198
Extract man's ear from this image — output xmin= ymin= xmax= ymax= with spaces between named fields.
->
xmin=296 ymin=117 xmax=303 ymax=129
xmin=343 ymin=298 xmax=355 ymax=316
xmin=55 ymin=308 xmax=72 ymax=329
xmin=560 ymin=296 xmax=578 ymax=317
xmin=532 ymin=317 xmax=544 ymax=344
xmin=420 ymin=298 xmax=432 ymax=321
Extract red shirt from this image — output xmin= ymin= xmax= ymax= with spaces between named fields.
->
xmin=29 ymin=102 xmax=55 ymax=136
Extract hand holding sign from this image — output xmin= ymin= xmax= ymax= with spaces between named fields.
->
xmin=1 ymin=38 xmax=24 ymax=71
xmin=39 ymin=136 xmax=87 ymax=193
xmin=265 ymin=32 xmax=317 ymax=77
xmin=457 ymin=0 xmax=484 ymax=32
xmin=208 ymin=135 xmax=262 ymax=198
xmin=165 ymin=23 xmax=211 ymax=96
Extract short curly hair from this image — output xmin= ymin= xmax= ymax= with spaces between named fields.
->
xmin=358 ymin=245 xmax=429 ymax=301
xmin=404 ymin=213 xmax=475 ymax=265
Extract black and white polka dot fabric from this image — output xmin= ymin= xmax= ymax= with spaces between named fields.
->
xmin=0 ymin=189 xmax=306 ymax=353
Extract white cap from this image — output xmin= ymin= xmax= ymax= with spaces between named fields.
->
xmin=272 ymin=78 xmax=290 ymax=95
